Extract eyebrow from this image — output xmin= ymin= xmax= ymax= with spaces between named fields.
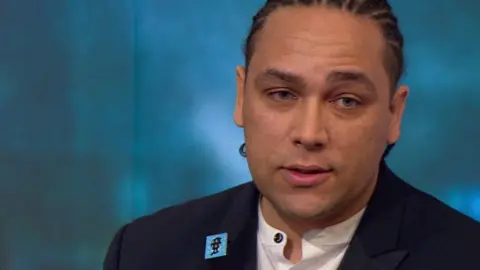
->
xmin=326 ymin=70 xmax=376 ymax=91
xmin=254 ymin=68 xmax=307 ymax=89
xmin=254 ymin=68 xmax=376 ymax=92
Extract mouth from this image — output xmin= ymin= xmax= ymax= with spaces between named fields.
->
xmin=281 ymin=165 xmax=333 ymax=187
xmin=285 ymin=165 xmax=330 ymax=174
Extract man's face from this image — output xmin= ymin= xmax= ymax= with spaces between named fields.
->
xmin=234 ymin=6 xmax=408 ymax=222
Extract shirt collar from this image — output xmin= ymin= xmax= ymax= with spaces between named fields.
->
xmin=257 ymin=200 xmax=365 ymax=248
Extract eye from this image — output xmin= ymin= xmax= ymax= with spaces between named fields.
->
xmin=332 ymin=97 xmax=360 ymax=109
xmin=267 ymin=90 xmax=298 ymax=101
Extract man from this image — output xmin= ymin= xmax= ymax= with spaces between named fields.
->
xmin=104 ymin=1 xmax=480 ymax=269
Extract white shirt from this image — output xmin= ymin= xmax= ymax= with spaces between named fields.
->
xmin=257 ymin=204 xmax=365 ymax=270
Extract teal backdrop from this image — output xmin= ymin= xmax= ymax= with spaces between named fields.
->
xmin=0 ymin=1 xmax=479 ymax=269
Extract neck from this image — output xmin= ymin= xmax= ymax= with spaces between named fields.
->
xmin=260 ymin=174 xmax=377 ymax=245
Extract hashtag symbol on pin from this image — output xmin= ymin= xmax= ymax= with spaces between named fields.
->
xmin=204 ymin=232 xmax=228 ymax=259
xmin=210 ymin=237 xmax=222 ymax=255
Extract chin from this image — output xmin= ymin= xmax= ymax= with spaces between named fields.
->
xmin=285 ymin=209 xmax=327 ymax=220
xmin=277 ymin=195 xmax=334 ymax=220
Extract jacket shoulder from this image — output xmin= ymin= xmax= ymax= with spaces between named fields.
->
xmin=129 ymin=181 xmax=251 ymax=232
xmin=399 ymin=186 xmax=480 ymax=269
xmin=404 ymin=186 xmax=480 ymax=234
xmin=105 ymin=182 xmax=254 ymax=268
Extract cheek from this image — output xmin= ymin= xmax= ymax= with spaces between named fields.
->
xmin=329 ymin=113 xmax=388 ymax=161
xmin=243 ymin=101 xmax=290 ymax=149
xmin=243 ymin=100 xmax=292 ymax=175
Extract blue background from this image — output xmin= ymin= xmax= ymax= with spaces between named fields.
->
xmin=0 ymin=1 xmax=479 ymax=269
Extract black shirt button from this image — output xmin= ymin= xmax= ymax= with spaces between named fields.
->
xmin=273 ymin=232 xmax=283 ymax=243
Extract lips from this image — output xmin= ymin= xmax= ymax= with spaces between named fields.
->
xmin=281 ymin=165 xmax=332 ymax=187
xmin=286 ymin=165 xmax=329 ymax=174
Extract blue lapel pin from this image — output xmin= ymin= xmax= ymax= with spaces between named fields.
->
xmin=204 ymin=232 xmax=228 ymax=259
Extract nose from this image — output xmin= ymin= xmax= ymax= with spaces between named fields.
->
xmin=290 ymin=100 xmax=329 ymax=151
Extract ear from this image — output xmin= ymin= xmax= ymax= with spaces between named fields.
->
xmin=388 ymin=85 xmax=409 ymax=144
xmin=234 ymin=65 xmax=246 ymax=127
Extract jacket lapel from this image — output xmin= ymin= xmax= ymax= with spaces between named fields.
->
xmin=339 ymin=235 xmax=408 ymax=270
xmin=206 ymin=183 xmax=260 ymax=270
xmin=339 ymin=161 xmax=409 ymax=270
xmin=338 ymin=237 xmax=384 ymax=270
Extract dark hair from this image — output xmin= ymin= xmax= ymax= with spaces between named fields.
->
xmin=238 ymin=0 xmax=403 ymax=159
xmin=243 ymin=0 xmax=404 ymax=91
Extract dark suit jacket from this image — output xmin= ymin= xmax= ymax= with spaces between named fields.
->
xmin=104 ymin=162 xmax=480 ymax=270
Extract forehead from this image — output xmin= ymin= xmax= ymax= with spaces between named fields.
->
xmin=249 ymin=6 xmax=389 ymax=86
